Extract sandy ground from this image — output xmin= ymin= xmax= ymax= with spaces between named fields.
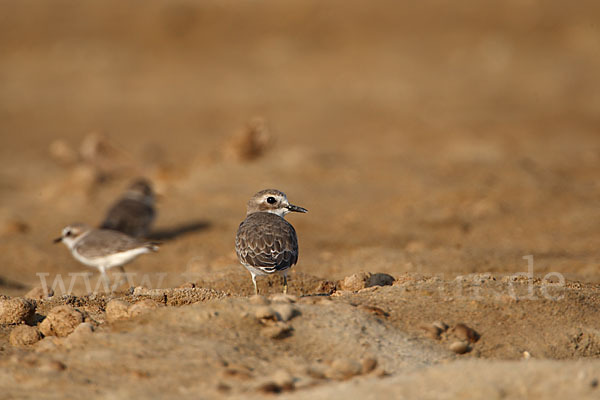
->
xmin=1 ymin=0 xmax=600 ymax=398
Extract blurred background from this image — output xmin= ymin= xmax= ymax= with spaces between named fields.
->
xmin=1 ymin=0 xmax=599 ymax=295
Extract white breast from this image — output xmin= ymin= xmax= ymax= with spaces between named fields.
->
xmin=72 ymin=247 xmax=150 ymax=270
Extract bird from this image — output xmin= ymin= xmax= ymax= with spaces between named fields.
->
xmin=235 ymin=189 xmax=307 ymax=295
xmin=100 ymin=178 xmax=156 ymax=238
xmin=54 ymin=223 xmax=159 ymax=286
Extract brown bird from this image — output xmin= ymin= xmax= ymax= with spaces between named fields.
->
xmin=235 ymin=189 xmax=307 ymax=295
xmin=54 ymin=223 xmax=159 ymax=285
xmin=100 ymin=178 xmax=156 ymax=238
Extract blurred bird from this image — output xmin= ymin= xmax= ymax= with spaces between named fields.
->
xmin=235 ymin=189 xmax=307 ymax=295
xmin=54 ymin=223 xmax=159 ymax=285
xmin=100 ymin=178 xmax=156 ymax=238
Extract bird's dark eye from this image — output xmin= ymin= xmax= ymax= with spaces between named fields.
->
xmin=266 ymin=197 xmax=276 ymax=204
xmin=64 ymin=230 xmax=71 ymax=237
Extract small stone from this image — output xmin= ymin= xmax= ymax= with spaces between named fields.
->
xmin=361 ymin=357 xmax=378 ymax=374
xmin=39 ymin=305 xmax=83 ymax=337
xmin=326 ymin=359 xmax=363 ymax=380
xmin=305 ymin=365 xmax=327 ymax=380
xmin=24 ymin=286 xmax=54 ymax=300
xmin=105 ymin=299 xmax=131 ymax=322
xmin=256 ymin=382 xmax=281 ymax=394
xmin=366 ymin=273 xmax=395 ymax=287
xmin=449 ymin=341 xmax=471 ymax=354
xmin=523 ymin=351 xmax=531 ymax=360
xmin=216 ymin=382 xmax=231 ymax=393
xmin=178 ymin=282 xmax=196 ymax=289
xmin=420 ymin=323 xmax=442 ymax=340
xmin=338 ymin=272 xmax=371 ymax=292
xmin=254 ymin=306 xmax=278 ymax=322
xmin=432 ymin=321 xmax=449 ymax=332
xmin=34 ymin=336 xmax=63 ymax=352
xmin=271 ymin=370 xmax=294 ymax=391
xmin=39 ymin=360 xmax=67 ymax=372
xmin=9 ymin=325 xmax=42 ymax=347
xmin=249 ymin=295 xmax=271 ymax=305
xmin=256 ymin=370 xmax=294 ymax=393
xmin=49 ymin=139 xmax=78 ymax=165
xmin=270 ymin=294 xmax=298 ymax=304
xmin=222 ymin=365 xmax=253 ymax=380
xmin=314 ymin=280 xmax=336 ymax=294
xmin=0 ymin=298 xmax=35 ymax=325
xmin=128 ymin=299 xmax=160 ymax=318
xmin=260 ymin=322 xmax=292 ymax=339
xmin=357 ymin=305 xmax=389 ymax=317
xmin=0 ymin=217 xmax=29 ymax=236
xmin=223 ymin=117 xmax=272 ymax=162
xmin=69 ymin=322 xmax=94 ymax=337
xmin=272 ymin=304 xmax=300 ymax=322
xmin=452 ymin=323 xmax=480 ymax=343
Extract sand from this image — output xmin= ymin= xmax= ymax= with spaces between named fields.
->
xmin=1 ymin=0 xmax=600 ymax=398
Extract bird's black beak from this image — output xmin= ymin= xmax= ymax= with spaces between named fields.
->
xmin=287 ymin=204 xmax=308 ymax=213
xmin=53 ymin=237 xmax=62 ymax=243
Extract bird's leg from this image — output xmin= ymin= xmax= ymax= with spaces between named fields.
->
xmin=282 ymin=273 xmax=288 ymax=294
xmin=112 ymin=266 xmax=126 ymax=291
xmin=252 ymin=273 xmax=258 ymax=296
xmin=99 ymin=266 xmax=110 ymax=293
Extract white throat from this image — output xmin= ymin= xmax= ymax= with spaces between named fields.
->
xmin=265 ymin=208 xmax=289 ymax=218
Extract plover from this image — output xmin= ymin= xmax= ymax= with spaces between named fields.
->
xmin=54 ymin=223 xmax=159 ymax=284
xmin=100 ymin=178 xmax=156 ymax=238
xmin=235 ymin=189 xmax=307 ymax=295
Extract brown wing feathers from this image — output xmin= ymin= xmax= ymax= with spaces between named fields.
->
xmin=236 ymin=213 xmax=298 ymax=273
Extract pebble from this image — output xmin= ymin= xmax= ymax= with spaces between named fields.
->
xmin=271 ymin=370 xmax=294 ymax=390
xmin=249 ymin=295 xmax=270 ymax=305
xmin=449 ymin=341 xmax=471 ymax=354
xmin=256 ymin=370 xmax=294 ymax=393
xmin=24 ymin=286 xmax=54 ymax=300
xmin=270 ymin=294 xmax=298 ymax=303
xmin=433 ymin=321 xmax=449 ymax=332
xmin=254 ymin=306 xmax=278 ymax=322
xmin=357 ymin=305 xmax=389 ymax=317
xmin=326 ymin=359 xmax=363 ymax=380
xmin=314 ymin=280 xmax=337 ymax=294
xmin=105 ymin=299 xmax=131 ymax=322
xmin=128 ymin=299 xmax=161 ymax=318
xmin=9 ymin=325 xmax=42 ymax=347
xmin=421 ymin=323 xmax=442 ymax=340
xmin=68 ymin=322 xmax=94 ymax=340
xmin=49 ymin=139 xmax=78 ymax=165
xmin=0 ymin=217 xmax=29 ymax=236
xmin=272 ymin=304 xmax=300 ymax=322
xmin=338 ymin=272 xmax=371 ymax=291
xmin=452 ymin=323 xmax=480 ymax=343
xmin=39 ymin=360 xmax=67 ymax=372
xmin=34 ymin=336 xmax=63 ymax=352
xmin=305 ymin=365 xmax=327 ymax=380
xmin=0 ymin=298 xmax=35 ymax=325
xmin=366 ymin=273 xmax=395 ymax=287
xmin=361 ymin=357 xmax=378 ymax=374
xmin=223 ymin=117 xmax=272 ymax=162
xmin=421 ymin=321 xmax=449 ymax=340
xmin=260 ymin=322 xmax=292 ymax=339
xmin=39 ymin=305 xmax=83 ymax=337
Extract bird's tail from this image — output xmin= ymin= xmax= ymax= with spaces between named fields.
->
xmin=145 ymin=242 xmax=161 ymax=252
